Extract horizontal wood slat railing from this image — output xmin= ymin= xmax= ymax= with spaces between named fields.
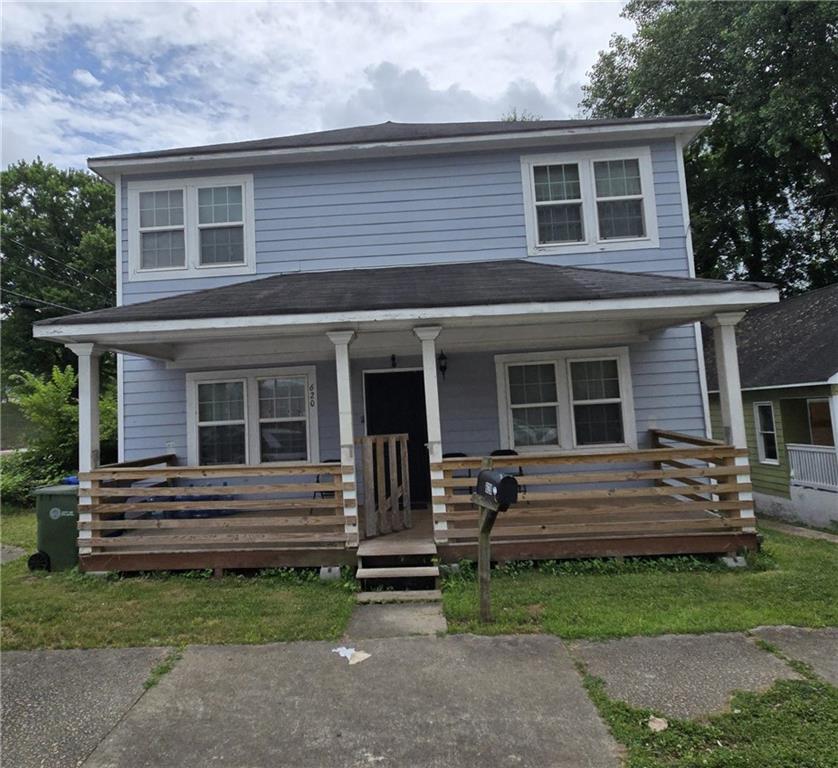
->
xmin=432 ymin=431 xmax=752 ymax=545
xmin=78 ymin=460 xmax=354 ymax=556
xmin=355 ymin=434 xmax=410 ymax=538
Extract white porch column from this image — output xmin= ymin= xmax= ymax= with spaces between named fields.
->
xmin=706 ymin=313 xmax=754 ymax=525
xmin=69 ymin=343 xmax=102 ymax=556
xmin=707 ymin=313 xmax=747 ymax=449
xmin=327 ymin=330 xmax=358 ymax=547
xmin=828 ymin=378 xmax=838 ymax=463
xmin=414 ymin=326 xmax=447 ymax=541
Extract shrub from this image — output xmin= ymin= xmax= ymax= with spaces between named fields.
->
xmin=0 ymin=366 xmax=117 ymax=504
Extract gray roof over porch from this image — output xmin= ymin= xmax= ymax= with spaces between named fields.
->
xmin=37 ymin=259 xmax=774 ymax=328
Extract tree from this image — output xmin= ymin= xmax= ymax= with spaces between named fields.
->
xmin=581 ymin=1 xmax=838 ymax=293
xmin=1 ymin=160 xmax=116 ymax=392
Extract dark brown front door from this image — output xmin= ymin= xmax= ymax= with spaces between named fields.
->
xmin=364 ymin=371 xmax=431 ymax=505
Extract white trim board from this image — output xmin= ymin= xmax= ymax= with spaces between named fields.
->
xmin=34 ymin=289 xmax=779 ymax=343
xmin=708 ymin=381 xmax=833 ymax=394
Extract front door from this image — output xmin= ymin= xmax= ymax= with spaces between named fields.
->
xmin=364 ymin=371 xmax=431 ymax=506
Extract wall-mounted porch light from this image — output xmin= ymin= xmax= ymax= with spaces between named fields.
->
xmin=437 ymin=351 xmax=448 ymax=380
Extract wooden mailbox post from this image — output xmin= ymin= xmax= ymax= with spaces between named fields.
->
xmin=471 ymin=460 xmax=519 ymax=623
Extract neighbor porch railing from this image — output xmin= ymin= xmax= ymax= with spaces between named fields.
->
xmin=78 ymin=458 xmax=355 ymax=562
xmin=431 ymin=430 xmax=752 ymax=545
xmin=787 ymin=444 xmax=838 ymax=492
xmin=355 ymin=433 xmax=411 ymax=538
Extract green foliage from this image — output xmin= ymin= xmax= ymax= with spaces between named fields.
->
xmin=581 ymin=1 xmax=838 ymax=294
xmin=0 ymin=366 xmax=117 ymax=503
xmin=143 ymin=647 xmax=184 ymax=689
xmin=582 ymin=670 xmax=838 ymax=767
xmin=1 ymin=159 xmax=116 ymax=392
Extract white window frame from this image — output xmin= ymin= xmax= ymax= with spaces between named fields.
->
xmin=495 ymin=347 xmax=637 ymax=453
xmin=186 ymin=366 xmax=319 ymax=466
xmin=127 ymin=174 xmax=256 ymax=281
xmin=192 ymin=377 xmax=249 ymax=465
xmin=753 ymin=401 xmax=779 ymax=465
xmin=520 ymin=146 xmax=659 ymax=256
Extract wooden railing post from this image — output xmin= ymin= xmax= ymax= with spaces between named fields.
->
xmin=399 ymin=435 xmax=411 ymax=528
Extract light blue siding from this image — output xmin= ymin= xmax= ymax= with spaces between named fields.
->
xmin=122 ymin=327 xmax=706 ymax=465
xmin=117 ymin=137 xmax=707 ymax=462
xmin=119 ymin=138 xmax=691 ymax=303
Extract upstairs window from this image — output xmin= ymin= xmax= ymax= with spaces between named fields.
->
xmin=127 ymin=175 xmax=255 ymax=281
xmin=521 ymin=147 xmax=658 ymax=255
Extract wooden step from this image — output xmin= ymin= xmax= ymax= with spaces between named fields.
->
xmin=355 ymin=566 xmax=439 ymax=580
xmin=357 ymin=540 xmax=437 ymax=557
xmin=356 ymin=589 xmax=442 ymax=604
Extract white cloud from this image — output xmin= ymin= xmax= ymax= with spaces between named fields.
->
xmin=71 ymin=68 xmax=102 ymax=88
xmin=0 ymin=1 xmax=633 ymax=168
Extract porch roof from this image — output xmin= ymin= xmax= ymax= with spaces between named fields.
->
xmin=38 ymin=260 xmax=774 ymax=328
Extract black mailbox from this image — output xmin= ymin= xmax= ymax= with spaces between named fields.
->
xmin=474 ymin=469 xmax=518 ymax=512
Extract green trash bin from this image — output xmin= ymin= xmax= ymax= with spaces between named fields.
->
xmin=31 ymin=485 xmax=79 ymax=571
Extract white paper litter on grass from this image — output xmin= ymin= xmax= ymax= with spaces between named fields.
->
xmin=332 ymin=646 xmax=371 ymax=665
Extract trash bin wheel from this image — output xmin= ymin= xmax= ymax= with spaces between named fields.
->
xmin=28 ymin=551 xmax=51 ymax=572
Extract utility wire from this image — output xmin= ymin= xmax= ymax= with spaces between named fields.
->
xmin=8 ymin=263 xmax=108 ymax=305
xmin=3 ymin=237 xmax=113 ymax=292
xmin=2 ymin=289 xmax=83 ymax=313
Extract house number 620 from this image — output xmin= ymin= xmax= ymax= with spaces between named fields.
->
xmin=309 ymin=384 xmax=316 ymax=408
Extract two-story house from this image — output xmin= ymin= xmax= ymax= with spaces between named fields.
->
xmin=34 ymin=117 xmax=778 ymax=581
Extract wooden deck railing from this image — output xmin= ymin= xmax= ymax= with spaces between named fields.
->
xmin=355 ymin=434 xmax=410 ymax=538
xmin=78 ymin=460 xmax=354 ymax=558
xmin=433 ymin=431 xmax=752 ymax=545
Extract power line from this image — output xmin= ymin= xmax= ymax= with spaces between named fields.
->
xmin=3 ymin=237 xmax=113 ymax=292
xmin=8 ymin=263 xmax=108 ymax=305
xmin=2 ymin=289 xmax=83 ymax=313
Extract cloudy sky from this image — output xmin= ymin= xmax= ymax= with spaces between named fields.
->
xmin=1 ymin=1 xmax=632 ymax=170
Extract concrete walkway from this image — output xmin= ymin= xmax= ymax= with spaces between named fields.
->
xmin=3 ymin=627 xmax=835 ymax=767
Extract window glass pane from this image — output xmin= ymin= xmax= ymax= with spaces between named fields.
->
xmin=757 ymin=404 xmax=775 ymax=432
xmin=140 ymin=230 xmax=185 ymax=269
xmin=762 ymin=432 xmax=778 ymax=461
xmin=536 ymin=203 xmax=584 ymax=243
xmin=199 ymin=424 xmax=246 ymax=465
xmin=574 ymin=403 xmax=624 ymax=445
xmin=198 ymin=382 xmax=244 ymax=422
xmin=508 ymin=364 xmax=557 ymax=405
xmin=199 ymin=226 xmax=245 ymax=265
xmin=198 ymin=185 xmax=244 ymax=224
xmin=139 ymin=189 xmax=183 ymax=228
xmin=570 ymin=360 xmax=620 ymax=401
xmin=259 ymin=377 xmax=306 ymax=419
xmin=513 ymin=406 xmax=559 ymax=447
xmin=808 ymin=401 xmax=834 ymax=446
xmin=533 ymin=164 xmax=580 ymax=202
xmin=597 ymin=199 xmax=645 ymax=239
xmin=260 ymin=421 xmax=307 ymax=462
xmin=594 ymin=159 xmax=642 ymax=198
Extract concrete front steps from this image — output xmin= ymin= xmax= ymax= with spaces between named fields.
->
xmin=355 ymin=537 xmax=440 ymax=603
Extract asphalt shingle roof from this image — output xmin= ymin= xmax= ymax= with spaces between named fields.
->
xmin=704 ymin=283 xmax=838 ymax=390
xmin=89 ymin=115 xmax=708 ymax=162
xmin=37 ymin=259 xmax=771 ymax=328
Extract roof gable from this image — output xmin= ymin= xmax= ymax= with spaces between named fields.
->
xmin=704 ymin=283 xmax=838 ymax=390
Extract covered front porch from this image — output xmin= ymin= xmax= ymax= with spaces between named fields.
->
xmin=32 ymin=260 xmax=776 ymax=572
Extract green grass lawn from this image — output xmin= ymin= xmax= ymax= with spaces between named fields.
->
xmin=443 ymin=529 xmax=838 ymax=639
xmin=1 ymin=506 xmax=355 ymax=650
xmin=583 ymin=662 xmax=838 ymax=768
